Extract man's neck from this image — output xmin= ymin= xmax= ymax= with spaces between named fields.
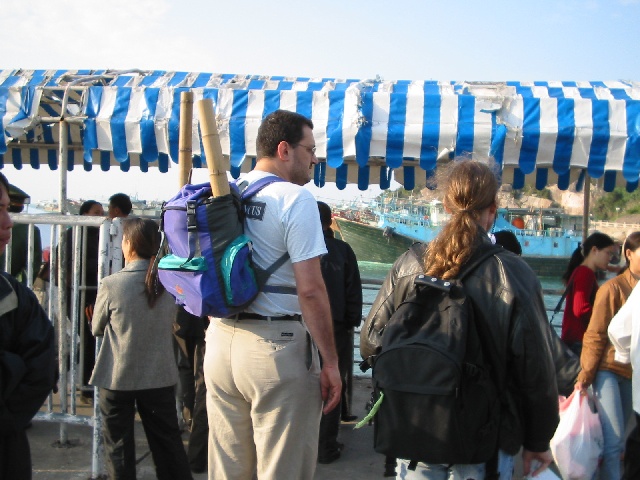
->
xmin=254 ymin=158 xmax=288 ymax=182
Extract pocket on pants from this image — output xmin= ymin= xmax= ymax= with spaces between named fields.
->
xmin=257 ymin=324 xmax=297 ymax=352
xmin=306 ymin=331 xmax=320 ymax=374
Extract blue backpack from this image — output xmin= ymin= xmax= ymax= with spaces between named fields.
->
xmin=157 ymin=176 xmax=294 ymax=317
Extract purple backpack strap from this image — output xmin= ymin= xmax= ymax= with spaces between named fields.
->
xmin=233 ymin=175 xmax=296 ymax=295
xmin=235 ymin=175 xmax=286 ymax=200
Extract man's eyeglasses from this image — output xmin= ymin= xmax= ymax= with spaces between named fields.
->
xmin=291 ymin=143 xmax=317 ymax=155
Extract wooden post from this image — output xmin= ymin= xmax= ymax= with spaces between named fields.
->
xmin=178 ymin=91 xmax=194 ymax=188
xmin=198 ymin=99 xmax=230 ymax=197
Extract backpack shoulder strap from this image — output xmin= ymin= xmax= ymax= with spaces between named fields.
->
xmin=408 ymin=242 xmax=427 ymax=268
xmin=458 ymin=243 xmax=503 ymax=282
xmin=411 ymin=242 xmax=500 ymax=286
xmin=237 ymin=175 xmax=286 ymax=201
xmin=235 ymin=175 xmax=295 ymax=294
xmin=553 ymin=279 xmax=573 ymax=315
xmin=550 ymin=277 xmax=574 ymax=324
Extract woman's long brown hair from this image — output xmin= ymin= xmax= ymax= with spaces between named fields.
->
xmin=122 ymin=217 xmax=165 ymax=308
xmin=423 ymin=160 xmax=499 ymax=279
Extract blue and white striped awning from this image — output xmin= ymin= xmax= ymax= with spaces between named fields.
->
xmin=1 ymin=69 xmax=639 ymax=192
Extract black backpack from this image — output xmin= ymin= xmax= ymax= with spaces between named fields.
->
xmin=371 ymin=243 xmax=502 ymax=469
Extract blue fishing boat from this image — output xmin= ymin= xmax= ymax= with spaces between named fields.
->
xmin=334 ymin=199 xmax=584 ymax=276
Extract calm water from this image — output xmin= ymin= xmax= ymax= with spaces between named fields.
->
xmin=358 ymin=260 xmax=565 ymax=318
xmin=354 ymin=260 xmax=566 ymax=377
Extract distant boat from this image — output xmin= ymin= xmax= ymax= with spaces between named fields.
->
xmin=334 ymin=199 xmax=584 ymax=276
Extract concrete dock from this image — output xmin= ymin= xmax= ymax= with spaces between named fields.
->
xmin=28 ymin=376 xmax=543 ymax=479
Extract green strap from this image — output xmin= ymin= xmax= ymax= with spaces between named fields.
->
xmin=354 ymin=392 xmax=384 ymax=429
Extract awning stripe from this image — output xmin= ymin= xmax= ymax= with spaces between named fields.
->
xmin=553 ymin=98 xmax=575 ymax=174
xmin=111 ymin=88 xmax=132 ymax=162
xmin=623 ymin=100 xmax=640 ymax=181
xmin=519 ymin=98 xmax=541 ymax=174
xmin=420 ymin=94 xmax=441 ymax=171
xmin=83 ymin=87 xmax=102 ymax=163
xmin=1 ymin=69 xmax=639 ymax=191
xmin=229 ymin=90 xmax=248 ymax=168
xmin=385 ymin=93 xmax=407 ymax=168
xmin=455 ymin=95 xmax=475 ymax=157
xmin=140 ymin=88 xmax=160 ymax=165
xmin=355 ymin=92 xmax=373 ymax=167
xmin=326 ymin=91 xmax=344 ymax=168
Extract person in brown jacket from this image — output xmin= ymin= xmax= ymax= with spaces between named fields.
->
xmin=576 ymin=231 xmax=640 ymax=480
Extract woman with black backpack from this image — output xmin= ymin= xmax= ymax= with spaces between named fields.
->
xmin=360 ymin=160 xmax=560 ymax=480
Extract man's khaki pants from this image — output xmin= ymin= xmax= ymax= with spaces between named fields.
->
xmin=204 ymin=317 xmax=322 ymax=479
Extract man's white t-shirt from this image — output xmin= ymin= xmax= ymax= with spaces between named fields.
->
xmin=240 ymin=170 xmax=327 ymax=316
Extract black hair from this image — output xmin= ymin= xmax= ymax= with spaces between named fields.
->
xmin=256 ymin=110 xmax=313 ymax=159
xmin=109 ymin=193 xmax=132 ymax=216
xmin=122 ymin=217 xmax=164 ymax=308
xmin=0 ymin=173 xmax=14 ymax=213
xmin=494 ymin=230 xmax=522 ymax=256
xmin=317 ymin=201 xmax=332 ymax=229
xmin=622 ymin=231 xmax=640 ymax=268
xmin=79 ymin=200 xmax=102 ymax=215
xmin=0 ymin=173 xmax=9 ymax=195
xmin=561 ymin=231 xmax=615 ymax=285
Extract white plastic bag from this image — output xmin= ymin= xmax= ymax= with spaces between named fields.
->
xmin=550 ymin=391 xmax=603 ymax=480
xmin=524 ymin=460 xmax=562 ymax=479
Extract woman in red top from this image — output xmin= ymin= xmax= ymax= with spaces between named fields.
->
xmin=561 ymin=232 xmax=616 ymax=356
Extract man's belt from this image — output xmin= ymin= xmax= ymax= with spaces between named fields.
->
xmin=234 ymin=313 xmax=302 ymax=321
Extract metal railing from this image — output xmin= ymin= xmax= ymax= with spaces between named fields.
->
xmin=354 ymin=278 xmax=565 ymax=375
xmin=6 ymin=213 xmax=126 ymax=479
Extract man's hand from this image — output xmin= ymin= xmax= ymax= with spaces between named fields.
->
xmin=85 ymin=304 xmax=94 ymax=324
xmin=320 ymin=363 xmax=342 ymax=414
xmin=522 ymin=449 xmax=553 ymax=477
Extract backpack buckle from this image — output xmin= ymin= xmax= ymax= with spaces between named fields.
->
xmin=186 ymin=200 xmax=197 ymax=232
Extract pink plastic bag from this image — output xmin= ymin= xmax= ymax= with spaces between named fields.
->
xmin=550 ymin=391 xmax=603 ymax=480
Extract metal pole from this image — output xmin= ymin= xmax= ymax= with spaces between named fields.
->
xmin=59 ymin=120 xmax=69 ymax=214
xmin=91 ymin=221 xmax=111 ymax=479
xmin=583 ymin=173 xmax=591 ymax=243
xmin=57 ymin=225 xmax=69 ymax=444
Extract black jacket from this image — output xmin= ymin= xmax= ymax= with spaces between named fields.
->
xmin=321 ymin=231 xmax=363 ymax=330
xmin=361 ymin=235 xmax=562 ymax=455
xmin=0 ymin=273 xmax=56 ymax=433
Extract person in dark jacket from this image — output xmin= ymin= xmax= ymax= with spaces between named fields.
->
xmin=65 ymin=200 xmax=104 ymax=403
xmin=0 ymin=172 xmax=56 ymax=479
xmin=494 ymin=229 xmax=581 ymax=396
xmin=361 ymin=161 xmax=559 ymax=480
xmin=173 ymin=306 xmax=209 ymax=474
xmin=316 ymin=202 xmax=363 ymax=464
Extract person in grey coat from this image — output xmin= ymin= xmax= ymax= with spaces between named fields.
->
xmin=90 ymin=218 xmax=191 ymax=480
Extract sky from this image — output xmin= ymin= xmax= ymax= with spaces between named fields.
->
xmin=2 ymin=0 xmax=640 ymax=204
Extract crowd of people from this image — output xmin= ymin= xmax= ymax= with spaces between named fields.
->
xmin=2 ymin=108 xmax=640 ymax=480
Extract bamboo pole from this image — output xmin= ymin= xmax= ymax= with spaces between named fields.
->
xmin=198 ymin=99 xmax=230 ymax=197
xmin=178 ymin=91 xmax=194 ymax=188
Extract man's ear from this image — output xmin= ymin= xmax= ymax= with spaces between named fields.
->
xmin=276 ymin=141 xmax=291 ymax=161
xmin=489 ymin=201 xmax=497 ymax=215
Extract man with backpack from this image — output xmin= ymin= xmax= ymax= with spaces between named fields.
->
xmin=360 ymin=160 xmax=559 ymax=479
xmin=203 ymin=110 xmax=341 ymax=480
